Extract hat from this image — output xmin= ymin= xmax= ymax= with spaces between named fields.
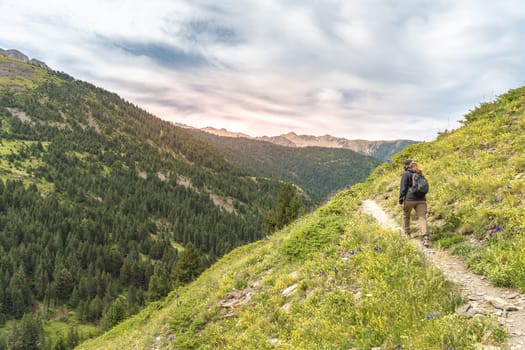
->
xmin=404 ymin=159 xmax=413 ymax=167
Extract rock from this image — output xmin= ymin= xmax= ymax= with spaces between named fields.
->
xmin=282 ymin=284 xmax=298 ymax=297
xmin=456 ymin=303 xmax=471 ymax=316
xmin=29 ymin=58 xmax=50 ymax=70
xmin=219 ymin=289 xmax=254 ymax=308
xmin=282 ymin=302 xmax=292 ymax=312
xmin=507 ymin=292 xmax=520 ymax=299
xmin=485 ymin=296 xmax=520 ymax=311
xmin=268 ymin=338 xmax=279 ymax=346
xmin=5 ymin=49 xmax=29 ymax=63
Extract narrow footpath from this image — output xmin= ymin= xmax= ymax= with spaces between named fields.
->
xmin=362 ymin=199 xmax=525 ymax=350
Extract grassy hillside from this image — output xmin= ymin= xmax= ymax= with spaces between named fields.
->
xmin=76 ymin=88 xmax=525 ymax=350
xmin=0 ymin=52 xmax=286 ymax=347
xmin=368 ymin=87 xmax=525 ymax=291
xmin=188 ymin=129 xmax=382 ymax=202
xmin=77 ymin=177 xmax=506 ymax=348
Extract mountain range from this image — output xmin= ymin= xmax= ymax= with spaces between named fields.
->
xmin=197 ymin=126 xmax=417 ymax=161
xmin=2 ymin=48 xmax=523 ymax=349
xmin=0 ymin=48 xmax=406 ymax=348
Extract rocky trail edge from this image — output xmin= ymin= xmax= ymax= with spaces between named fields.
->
xmin=362 ymin=199 xmax=525 ymax=350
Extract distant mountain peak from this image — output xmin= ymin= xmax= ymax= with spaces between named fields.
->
xmin=198 ymin=127 xmax=418 ymax=161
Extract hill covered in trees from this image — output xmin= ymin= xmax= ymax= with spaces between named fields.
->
xmin=0 ymin=52 xmax=290 ymax=347
xmin=77 ymin=87 xmax=525 ymax=349
xmin=187 ymin=129 xmax=382 ymax=202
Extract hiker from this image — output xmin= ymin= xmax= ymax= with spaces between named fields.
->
xmin=399 ymin=160 xmax=430 ymax=247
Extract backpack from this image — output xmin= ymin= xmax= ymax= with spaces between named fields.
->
xmin=410 ymin=173 xmax=429 ymax=196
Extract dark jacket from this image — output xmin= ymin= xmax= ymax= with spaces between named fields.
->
xmin=399 ymin=169 xmax=427 ymax=204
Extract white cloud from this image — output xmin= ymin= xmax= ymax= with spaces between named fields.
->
xmin=1 ymin=0 xmax=525 ymax=141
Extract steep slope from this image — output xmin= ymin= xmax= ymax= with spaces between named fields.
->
xmin=368 ymin=87 xmax=525 ymax=291
xmin=188 ymin=129 xmax=382 ymax=202
xmin=76 ymin=88 xmax=525 ymax=348
xmin=0 ymin=51 xmax=285 ymax=345
xmin=77 ymin=186 xmax=504 ymax=349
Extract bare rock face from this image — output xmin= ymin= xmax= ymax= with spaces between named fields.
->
xmin=4 ymin=49 xmax=29 ymax=63
xmin=0 ymin=48 xmax=50 ymax=70
xmin=29 ymin=58 xmax=50 ymax=70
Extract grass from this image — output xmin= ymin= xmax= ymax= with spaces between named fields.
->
xmin=0 ymin=54 xmax=54 ymax=90
xmin=367 ymin=87 xmax=525 ymax=291
xmin=0 ymin=139 xmax=54 ymax=193
xmin=76 ymin=187 xmax=504 ymax=349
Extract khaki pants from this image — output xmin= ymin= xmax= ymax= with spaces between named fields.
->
xmin=403 ymin=201 xmax=429 ymax=236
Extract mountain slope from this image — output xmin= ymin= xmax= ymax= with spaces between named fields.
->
xmin=75 ymin=89 xmax=525 ymax=348
xmin=368 ymin=87 xmax=525 ymax=291
xmin=188 ymin=129 xmax=382 ymax=202
xmin=0 ymin=51 xmax=286 ymax=345
xmin=200 ymin=126 xmax=417 ymax=160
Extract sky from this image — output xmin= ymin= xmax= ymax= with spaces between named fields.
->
xmin=1 ymin=0 xmax=525 ymax=141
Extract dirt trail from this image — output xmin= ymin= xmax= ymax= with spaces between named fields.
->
xmin=362 ymin=199 xmax=525 ymax=350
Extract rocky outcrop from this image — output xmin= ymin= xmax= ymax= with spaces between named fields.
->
xmin=29 ymin=58 xmax=50 ymax=70
xmin=4 ymin=49 xmax=29 ymax=63
xmin=0 ymin=48 xmax=50 ymax=70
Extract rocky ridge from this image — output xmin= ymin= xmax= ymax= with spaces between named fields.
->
xmin=0 ymin=47 xmax=50 ymax=70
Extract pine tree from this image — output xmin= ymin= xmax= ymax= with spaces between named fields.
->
xmin=171 ymin=242 xmax=204 ymax=286
xmin=265 ymin=183 xmax=301 ymax=233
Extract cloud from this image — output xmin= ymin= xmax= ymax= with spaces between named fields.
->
xmin=2 ymin=0 xmax=525 ymax=141
xmin=94 ymin=36 xmax=209 ymax=68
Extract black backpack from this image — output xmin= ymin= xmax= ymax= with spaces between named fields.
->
xmin=410 ymin=173 xmax=429 ymax=196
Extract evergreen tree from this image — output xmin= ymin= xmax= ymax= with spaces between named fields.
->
xmin=147 ymin=264 xmax=171 ymax=301
xmin=265 ymin=183 xmax=301 ymax=233
xmin=7 ymin=314 xmax=44 ymax=350
xmin=171 ymin=243 xmax=204 ymax=285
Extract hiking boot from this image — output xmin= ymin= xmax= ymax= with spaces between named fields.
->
xmin=422 ymin=235 xmax=430 ymax=247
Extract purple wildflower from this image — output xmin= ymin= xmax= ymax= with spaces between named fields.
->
xmin=374 ymin=244 xmax=380 ymax=251
xmin=320 ymin=271 xmax=325 ymax=276
xmin=349 ymin=250 xmax=355 ymax=255
xmin=357 ymin=247 xmax=363 ymax=253
xmin=494 ymin=226 xmax=503 ymax=232
xmin=492 ymin=198 xmax=499 ymax=204
xmin=332 ymin=267 xmax=339 ymax=274
xmin=426 ymin=313 xmax=439 ymax=320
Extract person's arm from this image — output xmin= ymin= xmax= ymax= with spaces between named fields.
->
xmin=399 ymin=172 xmax=409 ymax=204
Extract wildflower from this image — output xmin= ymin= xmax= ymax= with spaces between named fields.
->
xmin=332 ymin=267 xmax=339 ymax=274
xmin=373 ymin=244 xmax=380 ymax=251
xmin=320 ymin=271 xmax=325 ymax=276
xmin=387 ymin=159 xmax=393 ymax=166
xmin=357 ymin=247 xmax=362 ymax=253
xmin=349 ymin=250 xmax=355 ymax=255
xmin=264 ymin=236 xmax=270 ymax=241
xmin=492 ymin=198 xmax=499 ymax=204
xmin=377 ymin=169 xmax=384 ymax=175
xmin=426 ymin=313 xmax=439 ymax=320
xmin=494 ymin=226 xmax=503 ymax=232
